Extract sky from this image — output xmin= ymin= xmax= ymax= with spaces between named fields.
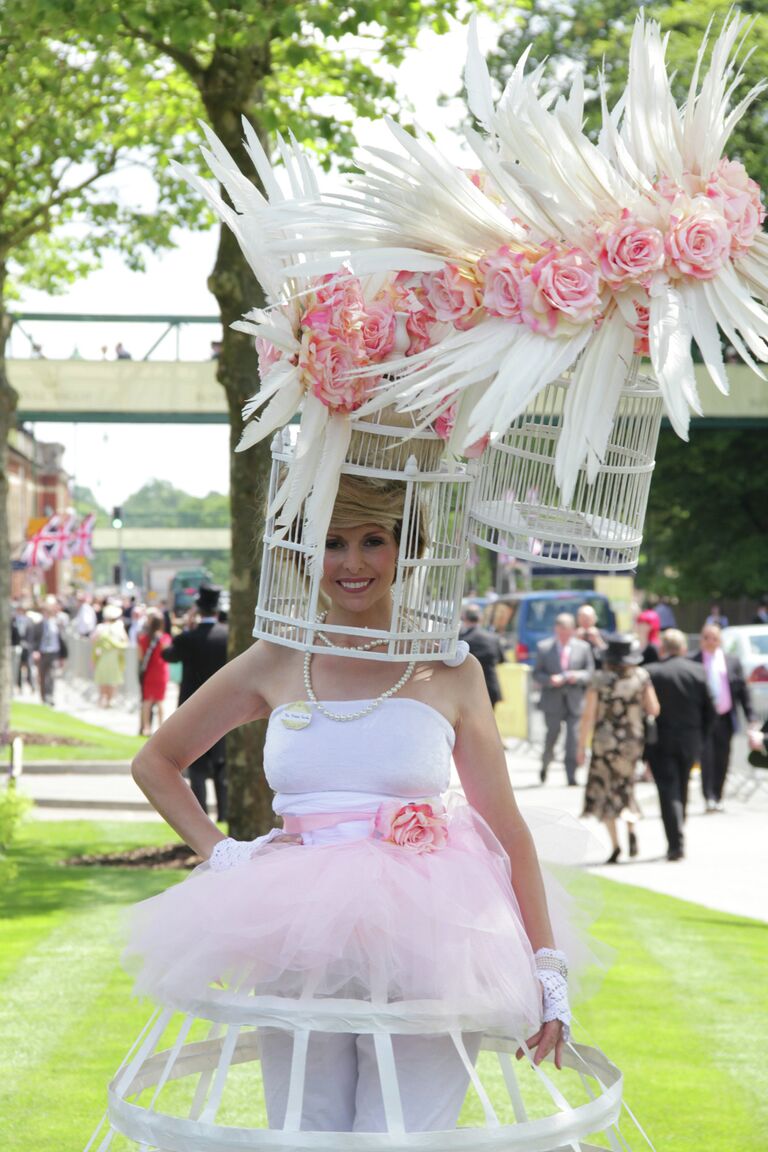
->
xmin=17 ymin=15 xmax=503 ymax=511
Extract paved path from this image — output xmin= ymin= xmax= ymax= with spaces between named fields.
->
xmin=14 ymin=685 xmax=768 ymax=923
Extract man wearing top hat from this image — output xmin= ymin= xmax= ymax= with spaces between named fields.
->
xmin=162 ymin=583 xmax=229 ymax=821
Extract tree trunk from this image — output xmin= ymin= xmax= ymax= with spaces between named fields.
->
xmin=203 ymin=98 xmax=275 ymax=838
xmin=0 ymin=287 xmax=19 ymax=743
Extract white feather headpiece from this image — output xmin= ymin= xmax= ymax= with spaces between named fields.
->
xmin=183 ymin=10 xmax=767 ymax=521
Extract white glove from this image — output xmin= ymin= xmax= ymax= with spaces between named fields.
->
xmin=535 ymin=947 xmax=571 ymax=1040
xmin=209 ymin=829 xmax=299 ymax=872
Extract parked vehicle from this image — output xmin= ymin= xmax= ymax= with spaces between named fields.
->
xmin=482 ymin=590 xmax=616 ymax=665
xmin=720 ymin=625 xmax=768 ymax=720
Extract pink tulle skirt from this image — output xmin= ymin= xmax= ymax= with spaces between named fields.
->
xmin=124 ymin=802 xmax=592 ymax=1037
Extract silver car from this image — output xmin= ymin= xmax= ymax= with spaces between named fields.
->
xmin=720 ymin=625 xmax=768 ymax=720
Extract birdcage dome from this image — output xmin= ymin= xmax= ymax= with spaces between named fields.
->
xmin=469 ymin=360 xmax=663 ymax=571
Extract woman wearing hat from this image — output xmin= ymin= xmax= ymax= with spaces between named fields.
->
xmin=91 ymin=602 xmax=129 ymax=708
xmin=578 ymin=634 xmax=660 ymax=864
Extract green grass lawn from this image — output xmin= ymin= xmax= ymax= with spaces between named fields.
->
xmin=7 ymin=702 xmax=145 ymax=761
xmin=1 ymin=819 xmax=766 ymax=1151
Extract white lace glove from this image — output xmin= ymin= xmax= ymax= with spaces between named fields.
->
xmin=208 ymin=829 xmax=294 ymax=872
xmin=535 ymin=947 xmax=571 ymax=1041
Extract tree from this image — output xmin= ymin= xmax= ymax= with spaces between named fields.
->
xmin=36 ymin=0 xmax=464 ymax=836
xmin=639 ymin=426 xmax=768 ymax=599
xmin=0 ymin=4 xmax=201 ymax=741
xmin=485 ymin=1 xmax=768 ymax=193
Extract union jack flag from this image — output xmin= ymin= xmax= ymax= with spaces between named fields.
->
xmin=68 ymin=513 xmax=96 ymax=559
xmin=21 ymin=513 xmax=78 ymax=569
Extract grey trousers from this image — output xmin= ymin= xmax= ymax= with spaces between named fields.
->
xmin=260 ymin=1029 xmax=481 ymax=1133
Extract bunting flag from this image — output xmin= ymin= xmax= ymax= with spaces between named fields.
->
xmin=20 ymin=512 xmax=97 ymax=569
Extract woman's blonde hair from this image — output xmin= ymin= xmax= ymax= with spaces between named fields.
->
xmin=329 ymin=474 xmax=429 ymax=558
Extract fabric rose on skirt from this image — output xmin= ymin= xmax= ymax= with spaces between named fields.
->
xmin=373 ymin=801 xmax=448 ymax=854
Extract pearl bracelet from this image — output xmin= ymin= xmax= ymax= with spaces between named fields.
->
xmin=534 ymin=947 xmax=568 ymax=980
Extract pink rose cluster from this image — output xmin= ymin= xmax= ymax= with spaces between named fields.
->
xmin=298 ymin=274 xmax=397 ymax=412
xmin=373 ymin=800 xmax=448 ymax=854
xmin=478 ymin=243 xmax=603 ymax=335
xmin=650 ymin=157 xmax=765 ymax=279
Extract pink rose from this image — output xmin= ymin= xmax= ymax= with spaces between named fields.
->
xmin=653 ymin=174 xmax=682 ymax=203
xmin=304 ymin=274 xmax=368 ymax=342
xmin=432 ymin=403 xmax=456 ymax=441
xmin=596 ymin=214 xmax=665 ymax=287
xmin=422 ymin=264 xmax=483 ymax=329
xmin=706 ymin=158 xmax=765 ymax=254
xmin=629 ymin=300 xmax=650 ymax=357
xmin=519 ymin=246 xmax=603 ymax=335
xmin=396 ymin=278 xmax=442 ymax=356
xmin=374 ymin=801 xmax=448 ymax=854
xmin=477 ymin=245 xmax=529 ymax=320
xmin=361 ymin=299 xmax=397 ymax=362
xmin=255 ymin=336 xmax=282 ymax=379
xmin=299 ymin=331 xmax=372 ymax=413
xmin=665 ymin=200 xmax=732 ymax=280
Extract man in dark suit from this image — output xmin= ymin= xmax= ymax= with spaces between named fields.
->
xmin=692 ymin=623 xmax=756 ymax=812
xmin=533 ymin=612 xmax=594 ymax=785
xmin=163 ymin=584 xmax=229 ymax=821
xmin=460 ymin=605 xmax=506 ymax=709
xmin=647 ymin=630 xmax=716 ymax=860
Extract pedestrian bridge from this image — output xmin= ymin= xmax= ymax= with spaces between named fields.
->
xmin=10 ymin=358 xmax=230 ymax=423
xmin=9 ymin=358 xmax=767 ymax=424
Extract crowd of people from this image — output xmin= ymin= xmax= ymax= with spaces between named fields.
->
xmin=461 ymin=597 xmax=765 ymax=866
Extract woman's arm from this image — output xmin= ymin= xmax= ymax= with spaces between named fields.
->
xmin=642 ymin=678 xmax=660 ymax=717
xmin=450 ymin=656 xmax=565 ymax=1065
xmin=131 ymin=641 xmax=276 ymax=859
xmin=577 ymin=686 xmax=598 ymax=766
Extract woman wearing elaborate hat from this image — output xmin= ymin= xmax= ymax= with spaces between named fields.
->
xmin=117 ymin=468 xmax=580 ymax=1138
xmin=578 ymin=634 xmax=660 ymax=864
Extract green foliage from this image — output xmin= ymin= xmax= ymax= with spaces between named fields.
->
xmin=639 ymin=426 xmax=768 ymax=599
xmin=0 ymin=0 xmax=204 ymax=300
xmin=486 ymin=1 xmax=768 ymax=191
xmin=0 ymin=783 xmax=32 ymax=880
xmin=122 ymin=479 xmax=230 ymax=528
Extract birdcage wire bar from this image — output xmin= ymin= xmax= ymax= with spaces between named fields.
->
xmin=469 ymin=361 xmax=663 ymax=571
xmin=253 ymin=412 xmax=475 ymax=661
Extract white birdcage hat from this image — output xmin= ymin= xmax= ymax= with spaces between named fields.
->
xmin=253 ymin=408 xmax=475 ymax=661
xmin=469 ymin=359 xmax=663 ymax=570
xmin=88 ymin=993 xmax=653 ymax=1152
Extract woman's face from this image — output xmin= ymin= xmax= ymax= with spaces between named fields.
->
xmin=321 ymin=522 xmax=398 ymax=614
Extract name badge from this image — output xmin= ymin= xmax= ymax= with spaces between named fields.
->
xmin=280 ymin=701 xmax=313 ymax=730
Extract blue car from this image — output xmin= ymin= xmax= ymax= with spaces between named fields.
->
xmin=482 ymin=591 xmax=616 ymax=665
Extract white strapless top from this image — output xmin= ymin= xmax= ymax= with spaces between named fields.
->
xmin=264 ymin=644 xmax=467 ymax=845
xmin=265 ymin=697 xmax=454 ymax=804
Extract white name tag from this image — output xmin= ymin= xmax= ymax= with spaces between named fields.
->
xmin=280 ymin=701 xmax=313 ymax=730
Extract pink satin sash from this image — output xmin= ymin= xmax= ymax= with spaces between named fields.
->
xmin=282 ymin=810 xmax=376 ymax=835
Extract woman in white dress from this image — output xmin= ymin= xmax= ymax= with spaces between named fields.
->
xmin=122 ymin=476 xmax=572 ymax=1136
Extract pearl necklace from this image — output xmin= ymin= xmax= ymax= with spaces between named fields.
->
xmin=302 ymin=649 xmax=416 ymax=722
xmin=314 ymin=612 xmax=387 ymax=654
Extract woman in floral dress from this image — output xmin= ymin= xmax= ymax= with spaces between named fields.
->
xmin=578 ymin=634 xmax=659 ymax=863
